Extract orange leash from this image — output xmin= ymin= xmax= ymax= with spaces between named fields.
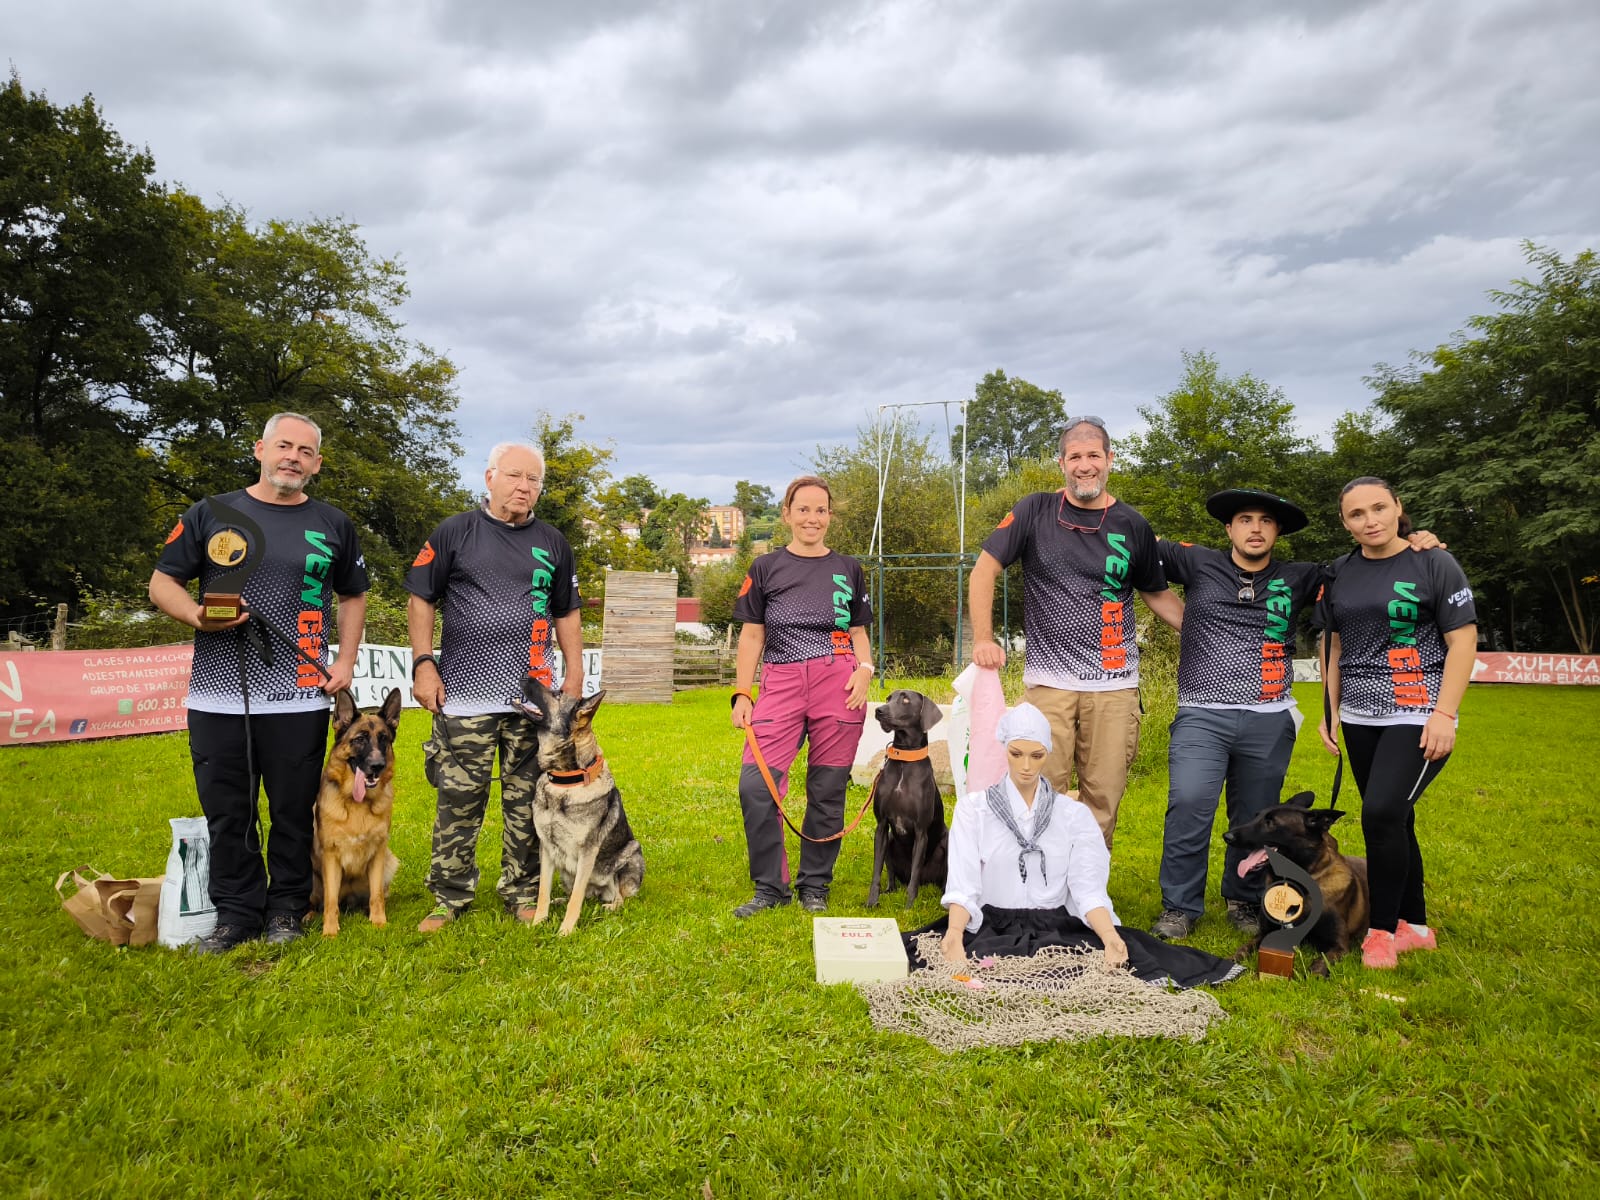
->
xmin=742 ymin=723 xmax=881 ymax=845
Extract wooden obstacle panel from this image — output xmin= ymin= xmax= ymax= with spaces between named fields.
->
xmin=600 ymin=570 xmax=678 ymax=703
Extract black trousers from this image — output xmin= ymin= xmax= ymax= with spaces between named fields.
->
xmin=188 ymin=708 xmax=330 ymax=930
xmin=1342 ymin=722 xmax=1449 ymax=933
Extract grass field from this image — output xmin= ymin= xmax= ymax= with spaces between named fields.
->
xmin=2 ymin=680 xmax=1598 ymax=1198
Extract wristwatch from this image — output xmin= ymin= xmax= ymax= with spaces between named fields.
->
xmin=856 ymin=662 xmax=875 ymax=675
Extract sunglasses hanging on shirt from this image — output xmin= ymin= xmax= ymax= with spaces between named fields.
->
xmin=1237 ymin=570 xmax=1262 ymax=602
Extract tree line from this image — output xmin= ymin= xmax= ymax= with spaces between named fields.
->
xmin=4 ymin=77 xmax=1594 ymax=655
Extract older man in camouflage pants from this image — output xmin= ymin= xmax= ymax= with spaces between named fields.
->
xmin=405 ymin=442 xmax=583 ymax=932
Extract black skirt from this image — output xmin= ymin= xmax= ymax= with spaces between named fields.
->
xmin=905 ymin=905 xmax=1243 ymax=990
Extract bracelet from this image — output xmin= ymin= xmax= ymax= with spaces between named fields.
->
xmin=855 ymin=662 xmax=875 ymax=675
xmin=730 ymin=689 xmax=753 ymax=708
xmin=1432 ymin=708 xmax=1457 ymax=720
xmin=411 ymin=653 xmax=438 ymax=679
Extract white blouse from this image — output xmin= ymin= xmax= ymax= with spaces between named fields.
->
xmin=941 ymin=778 xmax=1118 ymax=932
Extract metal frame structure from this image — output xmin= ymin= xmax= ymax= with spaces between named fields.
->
xmin=865 ymin=400 xmax=1010 ymax=666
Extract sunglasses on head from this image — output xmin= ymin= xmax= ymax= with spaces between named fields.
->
xmin=1063 ymin=415 xmax=1106 ymax=429
xmin=1056 ymin=490 xmax=1108 ymax=534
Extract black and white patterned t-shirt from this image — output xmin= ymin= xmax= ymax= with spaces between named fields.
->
xmin=404 ymin=507 xmax=580 ymax=716
xmin=155 ymin=490 xmax=369 ymax=715
xmin=732 ymin=549 xmax=871 ymax=664
xmin=981 ymin=492 xmax=1167 ymax=690
xmin=1160 ymin=542 xmax=1323 ymax=710
xmin=1316 ymin=548 xmax=1476 ymax=725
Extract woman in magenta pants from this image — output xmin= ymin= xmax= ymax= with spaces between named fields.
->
xmin=729 ymin=476 xmax=874 ymax=916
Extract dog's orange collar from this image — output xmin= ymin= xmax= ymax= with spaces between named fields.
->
xmin=547 ymin=754 xmax=606 ymax=788
xmin=885 ymin=745 xmax=930 ymax=762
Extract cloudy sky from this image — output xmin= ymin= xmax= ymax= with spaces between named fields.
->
xmin=7 ymin=0 xmax=1597 ymax=500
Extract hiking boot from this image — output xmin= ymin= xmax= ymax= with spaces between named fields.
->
xmin=733 ymin=893 xmax=791 ymax=918
xmin=262 ymin=912 xmax=305 ymax=945
xmin=1394 ymin=920 xmax=1437 ymax=954
xmin=417 ymin=904 xmax=457 ymax=934
xmin=1226 ymin=900 xmax=1262 ymax=933
xmin=1149 ymin=909 xmax=1197 ymax=941
xmin=1361 ymin=927 xmax=1398 ymax=969
xmin=797 ymin=888 xmax=828 ymax=914
xmin=191 ymin=923 xmax=258 ymax=955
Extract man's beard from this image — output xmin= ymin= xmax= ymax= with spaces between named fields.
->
xmin=267 ymin=468 xmax=309 ymax=494
xmin=1068 ymin=476 xmax=1105 ymax=503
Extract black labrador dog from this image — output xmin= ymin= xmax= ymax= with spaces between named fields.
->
xmin=866 ymin=689 xmax=948 ymax=908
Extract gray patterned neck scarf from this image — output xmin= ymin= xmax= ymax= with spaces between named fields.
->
xmin=985 ymin=776 xmax=1057 ymax=885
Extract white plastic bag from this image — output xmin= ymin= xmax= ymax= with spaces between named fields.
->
xmin=158 ymin=817 xmax=217 ymax=948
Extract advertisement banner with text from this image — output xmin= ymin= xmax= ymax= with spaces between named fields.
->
xmin=1 ymin=644 xmax=604 ymax=747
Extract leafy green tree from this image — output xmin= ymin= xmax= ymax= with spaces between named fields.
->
xmin=697 ymin=548 xmax=755 ymax=634
xmin=812 ymin=422 xmax=961 ymax=658
xmin=1372 ymin=243 xmax=1600 ymax=651
xmin=0 ymin=76 xmax=187 ymax=608
xmin=0 ymin=77 xmax=474 ymax=614
xmin=950 ymin=369 xmax=1067 ymax=492
xmin=1119 ymin=350 xmax=1314 ymax=550
xmin=151 ymin=202 xmax=470 ymax=583
xmin=731 ymin=480 xmax=775 ymax=520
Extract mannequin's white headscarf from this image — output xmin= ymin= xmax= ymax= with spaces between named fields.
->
xmin=995 ymin=702 xmax=1052 ymax=751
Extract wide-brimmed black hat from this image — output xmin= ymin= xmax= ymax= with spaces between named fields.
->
xmin=1205 ymin=489 xmax=1309 ymax=536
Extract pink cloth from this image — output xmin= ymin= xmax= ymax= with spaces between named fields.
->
xmin=964 ymin=665 xmax=1008 ymax=793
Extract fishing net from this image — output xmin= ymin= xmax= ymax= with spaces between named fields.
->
xmin=858 ymin=932 xmax=1229 ymax=1052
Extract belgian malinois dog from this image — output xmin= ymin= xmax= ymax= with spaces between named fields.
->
xmin=515 ymin=678 xmax=644 ymax=936
xmin=1223 ymin=791 xmax=1370 ymax=975
xmin=310 ymin=688 xmax=403 ymax=937
xmin=867 ymin=689 xmax=948 ymax=909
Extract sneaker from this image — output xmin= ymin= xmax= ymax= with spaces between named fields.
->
xmin=1361 ymin=927 xmax=1398 ymax=969
xmin=1225 ymin=900 xmax=1262 ymax=933
xmin=797 ymin=889 xmax=828 ymax=914
xmin=1150 ymin=909 xmax=1197 ymax=941
xmin=262 ymin=912 xmax=305 ymax=945
xmin=733 ymin=893 xmax=791 ymax=918
xmin=417 ymin=904 xmax=456 ymax=933
xmin=191 ymin=923 xmax=258 ymax=955
xmin=1394 ymin=920 xmax=1437 ymax=953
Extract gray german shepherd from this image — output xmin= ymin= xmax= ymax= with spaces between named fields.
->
xmin=515 ymin=677 xmax=644 ymax=935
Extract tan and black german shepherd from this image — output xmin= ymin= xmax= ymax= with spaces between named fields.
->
xmin=515 ymin=677 xmax=644 ymax=936
xmin=310 ymin=688 xmax=402 ymax=937
xmin=1224 ymin=790 xmax=1370 ymax=974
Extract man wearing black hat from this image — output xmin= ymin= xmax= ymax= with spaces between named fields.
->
xmin=1149 ymin=491 xmax=1437 ymax=941
xmin=1147 ymin=490 xmax=1324 ymax=941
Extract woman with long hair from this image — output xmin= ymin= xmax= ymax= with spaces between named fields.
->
xmin=1319 ymin=477 xmax=1477 ymax=968
xmin=729 ymin=476 xmax=874 ymax=916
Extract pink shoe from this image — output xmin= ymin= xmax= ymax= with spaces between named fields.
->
xmin=1361 ymin=927 xmax=1398 ymax=969
xmin=1394 ymin=921 xmax=1437 ymax=953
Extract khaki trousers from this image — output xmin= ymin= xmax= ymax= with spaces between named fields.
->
xmin=1022 ymin=685 xmax=1142 ymax=850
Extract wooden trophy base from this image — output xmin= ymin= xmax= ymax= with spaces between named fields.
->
xmin=1257 ymin=946 xmax=1296 ymax=980
xmin=202 ymin=594 xmax=242 ymax=621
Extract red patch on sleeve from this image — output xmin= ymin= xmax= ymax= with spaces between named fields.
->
xmin=163 ymin=519 xmax=184 ymax=545
xmin=412 ymin=541 xmax=436 ymax=567
xmin=996 ymin=512 xmax=1015 ymax=529
xmin=737 ymin=575 xmax=752 ymax=597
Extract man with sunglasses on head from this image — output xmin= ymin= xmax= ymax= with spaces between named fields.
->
xmin=1147 ymin=491 xmax=1441 ymax=941
xmin=970 ymin=417 xmax=1183 ymax=851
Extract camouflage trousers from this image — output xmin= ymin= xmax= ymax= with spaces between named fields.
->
xmin=422 ymin=712 xmax=543 ymax=912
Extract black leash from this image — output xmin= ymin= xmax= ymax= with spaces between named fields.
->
xmin=232 ymin=610 xmax=334 ymax=852
xmin=1319 ymin=554 xmax=1354 ymax=810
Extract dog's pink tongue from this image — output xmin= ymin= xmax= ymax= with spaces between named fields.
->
xmin=352 ymin=770 xmax=367 ymax=804
xmin=1238 ymin=848 xmax=1269 ymax=879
